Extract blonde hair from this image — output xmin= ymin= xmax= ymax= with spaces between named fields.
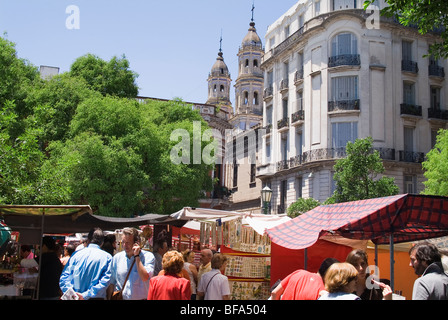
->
xmin=324 ymin=262 xmax=358 ymax=293
xmin=162 ymin=250 xmax=184 ymax=274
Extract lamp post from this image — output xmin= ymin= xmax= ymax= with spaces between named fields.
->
xmin=261 ymin=186 xmax=272 ymax=215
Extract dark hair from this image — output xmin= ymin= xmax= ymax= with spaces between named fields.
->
xmin=66 ymin=244 xmax=76 ymax=256
xmin=318 ymin=257 xmax=340 ymax=278
xmin=88 ymin=227 xmax=104 ymax=246
xmin=410 ymin=242 xmax=441 ymax=265
xmin=42 ymin=236 xmax=56 ymax=251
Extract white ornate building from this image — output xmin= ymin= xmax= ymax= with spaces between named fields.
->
xmin=257 ymin=0 xmax=447 ymax=213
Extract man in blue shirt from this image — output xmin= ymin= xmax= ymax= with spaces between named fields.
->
xmin=60 ymin=228 xmax=112 ymax=300
xmin=108 ymin=227 xmax=155 ymax=300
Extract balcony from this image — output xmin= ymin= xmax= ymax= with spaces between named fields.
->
xmin=294 ymin=69 xmax=304 ymax=84
xmin=328 ymin=99 xmax=360 ymax=112
xmin=263 ymin=86 xmax=273 ymax=101
xmin=291 ymin=110 xmax=305 ymax=124
xmin=428 ymin=108 xmax=448 ymax=121
xmin=277 ymin=117 xmax=289 ymax=130
xmin=398 ymin=151 xmax=425 ymax=163
xmin=402 ymin=60 xmax=419 ymax=74
xmin=276 ymin=159 xmax=289 ymax=171
xmin=328 ymin=54 xmax=361 ymax=68
xmin=400 ymin=103 xmax=422 ymax=117
xmin=279 ymin=79 xmax=289 ymax=93
xmin=429 ymin=65 xmax=445 ymax=78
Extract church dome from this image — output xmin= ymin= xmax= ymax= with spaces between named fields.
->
xmin=210 ymin=52 xmax=230 ymax=77
xmin=241 ymin=22 xmax=262 ymax=49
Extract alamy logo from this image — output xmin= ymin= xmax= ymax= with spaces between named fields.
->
xmin=66 ymin=5 xmax=80 ymax=30
xmin=170 ymin=121 xmax=265 ymax=165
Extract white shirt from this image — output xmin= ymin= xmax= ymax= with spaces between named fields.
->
xmin=197 ymin=269 xmax=230 ymax=300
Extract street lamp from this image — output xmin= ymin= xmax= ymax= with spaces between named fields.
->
xmin=261 ymin=186 xmax=272 ymax=215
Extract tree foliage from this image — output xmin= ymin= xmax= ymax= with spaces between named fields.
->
xmin=69 ymin=53 xmax=139 ymax=98
xmin=422 ymin=129 xmax=448 ymax=196
xmin=364 ymin=0 xmax=448 ymax=59
xmin=287 ymin=197 xmax=321 ymax=218
xmin=0 ymin=35 xmax=215 ymax=217
xmin=329 ymin=137 xmax=399 ymax=203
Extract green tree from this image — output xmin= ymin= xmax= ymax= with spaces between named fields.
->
xmin=26 ymin=73 xmax=99 ymax=143
xmin=329 ymin=137 xmax=399 ymax=203
xmin=43 ymin=96 xmax=214 ymax=216
xmin=69 ymin=53 xmax=139 ymax=98
xmin=0 ymin=101 xmax=44 ymax=204
xmin=287 ymin=197 xmax=321 ymax=218
xmin=364 ymin=0 xmax=448 ymax=59
xmin=422 ymin=129 xmax=448 ymax=196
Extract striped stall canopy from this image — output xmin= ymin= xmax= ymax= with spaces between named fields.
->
xmin=266 ymin=194 xmax=448 ymax=250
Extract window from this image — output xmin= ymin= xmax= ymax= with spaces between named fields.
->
xmin=220 ymin=85 xmax=225 ymax=92
xmin=404 ymin=175 xmax=416 ymax=194
xmin=404 ymin=127 xmax=414 ymax=152
xmin=244 ymin=91 xmax=249 ymax=105
xmin=402 ymin=40 xmax=413 ymax=61
xmin=284 ymin=25 xmax=290 ymax=39
xmin=280 ymin=180 xmax=288 ymax=213
xmin=266 ymin=105 xmax=273 ymax=125
xmin=295 ymin=130 xmax=303 ymax=155
xmin=253 ymin=59 xmax=258 ymax=68
xmin=245 ymin=59 xmax=249 ymax=67
xmin=331 ymin=76 xmax=358 ymax=101
xmin=298 ymin=15 xmax=304 ymax=29
xmin=403 ymin=82 xmax=415 ymax=105
xmin=282 ymin=98 xmax=289 ymax=119
xmin=297 ymin=91 xmax=303 ymax=111
xmin=250 ymin=164 xmax=256 ymax=184
xmin=233 ymin=160 xmax=238 ymax=188
xmin=315 ymin=0 xmax=321 ymax=15
xmin=253 ymin=91 xmax=259 ymax=105
xmin=430 ymin=86 xmax=441 ymax=110
xmin=332 ymin=122 xmax=358 ymax=148
xmin=296 ymin=177 xmax=303 ymax=199
xmin=331 ymin=33 xmax=358 ymax=56
xmin=281 ymin=136 xmax=288 ymax=161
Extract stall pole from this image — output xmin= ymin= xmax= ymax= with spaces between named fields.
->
xmin=389 ymin=233 xmax=394 ymax=292
xmin=36 ymin=208 xmax=46 ymax=300
xmin=304 ymin=248 xmax=308 ymax=270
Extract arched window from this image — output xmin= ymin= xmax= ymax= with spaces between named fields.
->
xmin=253 ymin=59 xmax=258 ymax=68
xmin=245 ymin=59 xmax=250 ymax=67
xmin=220 ymin=85 xmax=225 ymax=92
xmin=244 ymin=91 xmax=249 ymax=105
xmin=331 ymin=32 xmax=357 ymax=56
xmin=253 ymin=91 xmax=259 ymax=105
xmin=213 ymin=85 xmax=217 ymax=92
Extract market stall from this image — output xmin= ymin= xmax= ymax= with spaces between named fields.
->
xmin=266 ymin=194 xmax=448 ymax=296
xmin=0 ymin=204 xmax=182 ymax=299
xmin=168 ymin=207 xmax=291 ymax=299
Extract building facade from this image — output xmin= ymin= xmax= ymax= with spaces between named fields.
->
xmin=223 ymin=18 xmax=266 ymax=213
xmin=258 ymin=0 xmax=447 ymax=214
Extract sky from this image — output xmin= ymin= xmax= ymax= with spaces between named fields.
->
xmin=0 ymin=0 xmax=299 ymax=106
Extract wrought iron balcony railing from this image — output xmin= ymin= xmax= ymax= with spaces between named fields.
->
xmin=429 ymin=65 xmax=445 ymax=78
xmin=291 ymin=110 xmax=305 ymax=123
xmin=328 ymin=99 xmax=360 ymax=112
xmin=428 ymin=108 xmax=448 ymax=120
xmin=398 ymin=151 xmax=425 ymax=163
xmin=328 ymin=54 xmax=361 ymax=68
xmin=277 ymin=117 xmax=289 ymax=129
xmin=402 ymin=60 xmax=419 ymax=73
xmin=400 ymin=103 xmax=422 ymax=117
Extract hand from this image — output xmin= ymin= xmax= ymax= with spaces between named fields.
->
xmin=133 ymin=243 xmax=141 ymax=257
xmin=76 ymin=293 xmax=84 ymax=300
xmin=381 ymin=284 xmax=393 ymax=300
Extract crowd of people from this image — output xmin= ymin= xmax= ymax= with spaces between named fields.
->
xmin=15 ymin=226 xmax=448 ymax=300
xmin=270 ymin=243 xmax=448 ymax=300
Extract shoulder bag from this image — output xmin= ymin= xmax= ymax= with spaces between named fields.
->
xmin=111 ymin=258 xmax=136 ymax=300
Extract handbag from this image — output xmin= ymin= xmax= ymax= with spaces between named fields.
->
xmin=111 ymin=258 xmax=136 ymax=300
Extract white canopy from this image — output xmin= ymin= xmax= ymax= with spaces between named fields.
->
xmin=171 ymin=207 xmax=291 ymax=235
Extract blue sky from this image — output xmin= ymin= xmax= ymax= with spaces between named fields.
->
xmin=0 ymin=1 xmax=298 ymax=105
